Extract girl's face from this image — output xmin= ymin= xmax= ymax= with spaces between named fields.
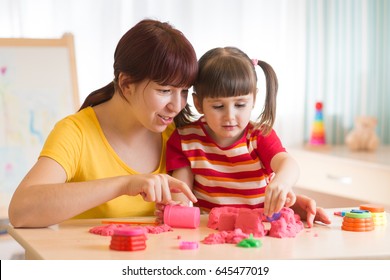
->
xmin=194 ymin=93 xmax=255 ymax=147
xmin=128 ymin=80 xmax=189 ymax=132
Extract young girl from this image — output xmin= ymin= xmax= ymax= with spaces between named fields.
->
xmin=8 ymin=19 xmax=198 ymax=228
xmin=166 ymin=47 xmax=299 ymax=219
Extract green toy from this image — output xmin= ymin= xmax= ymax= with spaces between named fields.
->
xmin=237 ymin=234 xmax=262 ymax=248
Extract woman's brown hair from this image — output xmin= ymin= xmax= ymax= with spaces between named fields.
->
xmin=79 ymin=19 xmax=198 ymax=126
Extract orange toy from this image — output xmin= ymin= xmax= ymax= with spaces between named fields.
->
xmin=341 ymin=211 xmax=374 ymax=232
xmin=359 ymin=204 xmax=384 ymax=213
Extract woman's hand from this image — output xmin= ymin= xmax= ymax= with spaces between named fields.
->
xmin=126 ymin=173 xmax=197 ymax=204
xmin=154 ymin=200 xmax=190 ymax=224
xmin=291 ymin=194 xmax=332 ymax=227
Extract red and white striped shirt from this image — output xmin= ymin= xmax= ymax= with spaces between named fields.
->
xmin=166 ymin=117 xmax=286 ymax=212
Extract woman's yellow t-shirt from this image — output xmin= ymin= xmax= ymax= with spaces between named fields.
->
xmin=40 ymin=107 xmax=175 ymax=219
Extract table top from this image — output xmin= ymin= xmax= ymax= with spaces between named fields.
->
xmin=7 ymin=208 xmax=390 ymax=260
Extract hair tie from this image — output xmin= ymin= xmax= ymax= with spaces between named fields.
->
xmin=251 ymin=59 xmax=258 ymax=66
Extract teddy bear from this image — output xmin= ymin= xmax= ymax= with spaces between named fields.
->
xmin=345 ymin=116 xmax=379 ymax=152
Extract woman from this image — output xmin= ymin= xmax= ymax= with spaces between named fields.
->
xmin=8 ymin=19 xmax=198 ymax=227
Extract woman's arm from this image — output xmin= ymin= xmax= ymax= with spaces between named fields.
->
xmin=8 ymin=157 xmax=196 ymax=228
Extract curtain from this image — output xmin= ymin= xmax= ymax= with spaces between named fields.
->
xmin=305 ymin=0 xmax=390 ymax=145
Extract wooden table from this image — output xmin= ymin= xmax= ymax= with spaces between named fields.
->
xmin=7 ymin=208 xmax=390 ymax=260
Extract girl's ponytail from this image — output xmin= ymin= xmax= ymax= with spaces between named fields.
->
xmin=253 ymin=60 xmax=278 ymax=135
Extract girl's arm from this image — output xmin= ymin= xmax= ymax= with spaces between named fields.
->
xmin=264 ymin=152 xmax=300 ymax=217
xmin=8 ymin=157 xmax=196 ymax=228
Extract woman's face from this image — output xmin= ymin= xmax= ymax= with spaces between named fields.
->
xmin=128 ymin=80 xmax=189 ymax=132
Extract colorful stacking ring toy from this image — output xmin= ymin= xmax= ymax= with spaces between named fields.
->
xmin=341 ymin=210 xmax=374 ymax=232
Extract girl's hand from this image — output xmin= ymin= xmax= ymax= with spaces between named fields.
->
xmin=291 ymin=194 xmax=332 ymax=227
xmin=126 ymin=174 xmax=197 ymax=204
xmin=264 ymin=181 xmax=296 ymax=217
xmin=266 ymin=152 xmax=300 ymax=218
